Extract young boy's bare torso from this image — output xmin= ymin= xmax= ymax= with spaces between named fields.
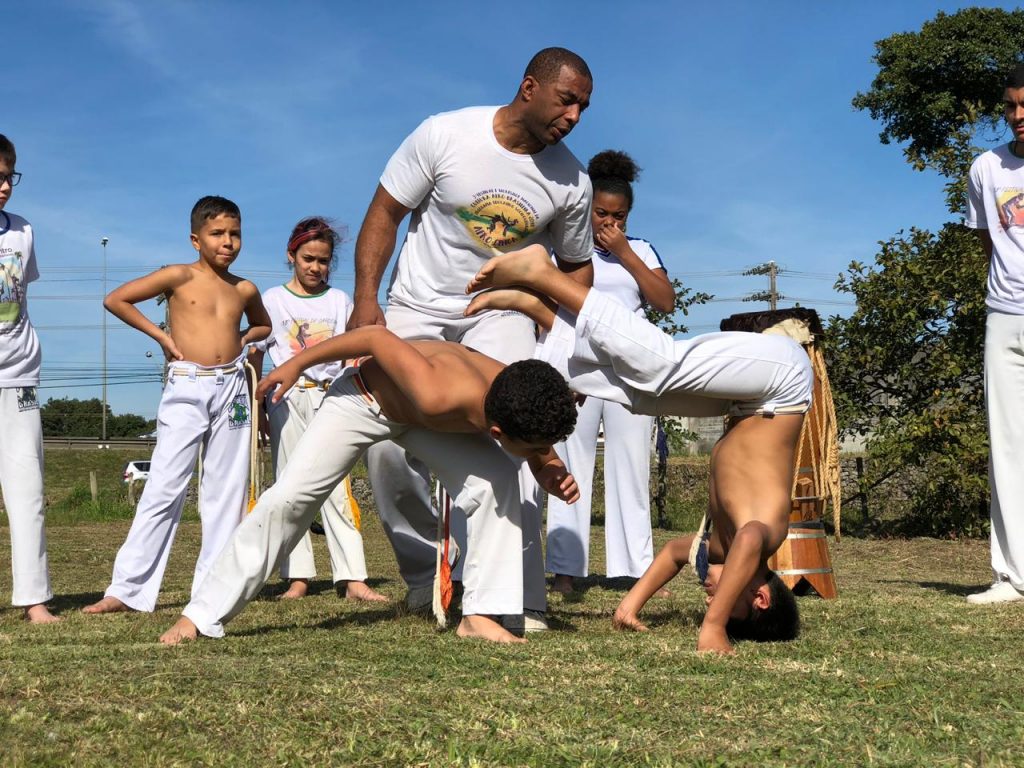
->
xmin=163 ymin=263 xmax=261 ymax=364
xmin=104 ymin=261 xmax=269 ymax=366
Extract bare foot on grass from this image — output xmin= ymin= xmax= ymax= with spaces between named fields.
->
xmin=25 ymin=604 xmax=61 ymax=624
xmin=456 ymin=615 xmax=527 ymax=643
xmin=280 ymin=579 xmax=309 ymax=600
xmin=159 ymin=616 xmax=199 ymax=646
xmin=341 ymin=581 xmax=391 ymax=602
xmin=465 ymin=244 xmax=553 ymax=294
xmin=654 ymin=587 xmax=672 ymax=598
xmin=82 ymin=596 xmax=130 ymax=614
xmin=551 ymin=574 xmax=575 ymax=595
xmin=612 ymin=607 xmax=649 ymax=632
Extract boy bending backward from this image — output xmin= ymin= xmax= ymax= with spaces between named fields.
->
xmin=84 ymin=196 xmax=271 ymax=614
xmin=160 ymin=326 xmax=579 ymax=645
xmin=465 ymin=245 xmax=811 ymax=653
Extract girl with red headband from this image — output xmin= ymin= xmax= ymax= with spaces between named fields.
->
xmin=249 ymin=217 xmax=389 ymax=602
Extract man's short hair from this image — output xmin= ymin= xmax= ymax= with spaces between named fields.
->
xmin=1007 ymin=64 xmax=1024 ymax=90
xmin=484 ymin=359 xmax=577 ymax=444
xmin=0 ymin=134 xmax=16 ymax=167
xmin=190 ymin=195 xmax=241 ymax=233
xmin=726 ymin=572 xmax=800 ymax=643
xmin=524 ymin=47 xmax=592 ymax=84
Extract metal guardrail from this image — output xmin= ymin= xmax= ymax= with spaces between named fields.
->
xmin=43 ymin=438 xmax=157 ymax=450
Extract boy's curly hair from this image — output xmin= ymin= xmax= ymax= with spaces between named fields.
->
xmin=726 ymin=572 xmax=800 ymax=643
xmin=484 ymin=359 xmax=576 ymax=444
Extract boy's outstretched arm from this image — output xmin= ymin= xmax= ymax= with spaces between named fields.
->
xmin=256 ymin=326 xmax=391 ymax=402
xmin=256 ymin=326 xmax=449 ymax=416
xmin=697 ymin=521 xmax=772 ymax=655
xmin=104 ymin=266 xmax=188 ymax=361
xmin=613 ymin=534 xmax=696 ymax=632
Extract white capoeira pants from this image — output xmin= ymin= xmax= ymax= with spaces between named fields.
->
xmin=546 ymin=397 xmax=654 ymax=579
xmin=535 ymin=288 xmax=813 ymax=421
xmin=183 ymin=369 xmax=525 ymax=637
xmin=269 ymin=386 xmax=366 ymax=584
xmin=0 ymin=386 xmax=52 ymax=606
xmin=104 ymin=354 xmax=251 ymax=611
xmin=366 ymin=304 xmax=547 ymax=613
xmin=984 ymin=311 xmax=1024 ymax=589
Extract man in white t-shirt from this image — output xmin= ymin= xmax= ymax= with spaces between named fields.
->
xmin=965 ymin=64 xmax=1024 ymax=604
xmin=0 ymin=133 xmax=58 ymax=623
xmin=348 ymin=47 xmax=595 ymax=629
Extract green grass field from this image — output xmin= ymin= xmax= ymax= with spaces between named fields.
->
xmin=1 ymin=454 xmax=1022 ymax=766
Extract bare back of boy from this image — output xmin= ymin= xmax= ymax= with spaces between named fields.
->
xmin=359 ymin=340 xmax=504 ymax=432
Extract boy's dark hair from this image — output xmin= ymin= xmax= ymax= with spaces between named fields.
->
xmin=726 ymin=572 xmax=800 ymax=643
xmin=484 ymin=359 xmax=577 ymax=444
xmin=524 ymin=47 xmax=592 ymax=84
xmin=1006 ymin=64 xmax=1024 ymax=90
xmin=588 ymin=149 xmax=641 ymax=211
xmin=190 ymin=195 xmax=241 ymax=233
xmin=0 ymin=134 xmax=16 ymax=167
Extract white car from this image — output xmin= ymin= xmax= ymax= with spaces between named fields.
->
xmin=122 ymin=460 xmax=151 ymax=484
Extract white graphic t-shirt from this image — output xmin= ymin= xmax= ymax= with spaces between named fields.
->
xmin=381 ymin=106 xmax=593 ymax=318
xmin=967 ymin=144 xmax=1024 ymax=314
xmin=590 ymin=236 xmax=667 ymax=315
xmin=256 ymin=285 xmax=353 ymax=398
xmin=0 ymin=211 xmax=42 ymax=386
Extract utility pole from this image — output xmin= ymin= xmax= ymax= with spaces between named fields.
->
xmin=743 ymin=260 xmax=783 ymax=309
xmin=101 ymin=236 xmax=109 ymax=441
xmin=156 ymin=280 xmax=170 ymax=386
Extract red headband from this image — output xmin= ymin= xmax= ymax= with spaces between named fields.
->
xmin=287 ymin=226 xmax=330 ymax=254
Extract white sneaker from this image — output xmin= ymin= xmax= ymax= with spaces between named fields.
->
xmin=966 ymin=581 xmax=1024 ymax=604
xmin=502 ymin=610 xmax=549 ymax=633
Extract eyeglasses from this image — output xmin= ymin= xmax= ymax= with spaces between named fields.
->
xmin=0 ymin=172 xmax=22 ymax=187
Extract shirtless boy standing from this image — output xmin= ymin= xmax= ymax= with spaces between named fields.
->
xmin=465 ymin=245 xmax=811 ymax=653
xmin=159 ymin=323 xmax=580 ymax=644
xmin=84 ymin=196 xmax=271 ymax=614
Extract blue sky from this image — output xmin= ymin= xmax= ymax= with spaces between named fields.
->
xmin=7 ymin=1 xmax=1014 ymax=418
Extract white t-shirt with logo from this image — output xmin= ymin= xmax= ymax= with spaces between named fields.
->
xmin=966 ymin=144 xmax=1024 ymax=314
xmin=381 ymin=105 xmax=593 ymax=318
xmin=590 ymin=237 xmax=666 ymax=315
xmin=256 ymin=285 xmax=353 ymax=393
xmin=0 ymin=211 xmax=42 ymax=386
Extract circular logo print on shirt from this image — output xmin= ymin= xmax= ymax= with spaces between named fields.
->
xmin=457 ymin=189 xmax=538 ymax=250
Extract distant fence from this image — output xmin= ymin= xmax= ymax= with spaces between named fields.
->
xmin=43 ymin=438 xmax=157 ymax=450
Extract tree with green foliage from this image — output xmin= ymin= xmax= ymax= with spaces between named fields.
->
xmin=41 ymin=397 xmax=155 ymax=439
xmin=828 ymin=8 xmax=1024 ymax=534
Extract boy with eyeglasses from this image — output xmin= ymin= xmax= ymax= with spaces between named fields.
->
xmin=83 ymin=195 xmax=272 ymax=615
xmin=0 ymin=133 xmax=59 ymax=623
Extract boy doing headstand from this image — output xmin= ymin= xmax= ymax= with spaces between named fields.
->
xmin=84 ymin=196 xmax=271 ymax=614
xmin=159 ymin=325 xmax=579 ymax=645
xmin=466 ymin=245 xmax=811 ymax=653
